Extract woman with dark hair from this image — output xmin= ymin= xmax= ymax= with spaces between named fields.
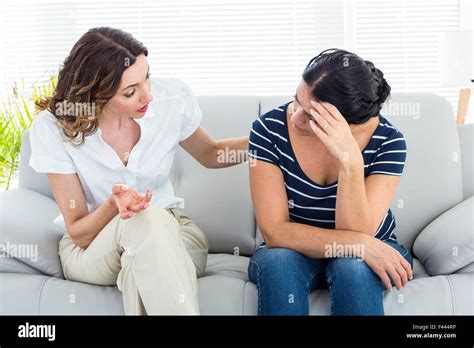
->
xmin=248 ymin=49 xmax=413 ymax=315
xmin=30 ymin=27 xmax=248 ymax=315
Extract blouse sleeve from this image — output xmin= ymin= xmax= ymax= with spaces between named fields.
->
xmin=175 ymin=79 xmax=203 ymax=142
xmin=28 ymin=111 xmax=76 ymax=174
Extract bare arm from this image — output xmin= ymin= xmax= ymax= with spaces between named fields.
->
xmin=47 ymin=173 xmax=118 ymax=249
xmin=249 ymin=160 xmax=368 ymax=258
xmin=48 ymin=173 xmax=153 ymax=249
xmin=180 ymin=126 xmax=248 ymax=169
xmin=337 ymin=161 xmax=402 ymax=235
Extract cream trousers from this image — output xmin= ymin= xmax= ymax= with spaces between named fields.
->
xmin=58 ymin=205 xmax=209 ymax=315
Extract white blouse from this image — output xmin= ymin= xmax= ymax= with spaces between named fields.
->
xmin=29 ymin=78 xmax=202 ymax=229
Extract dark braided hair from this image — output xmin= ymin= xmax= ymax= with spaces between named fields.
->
xmin=302 ymin=48 xmax=391 ymax=124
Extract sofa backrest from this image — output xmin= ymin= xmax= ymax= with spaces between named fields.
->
xmin=458 ymin=123 xmax=474 ymax=200
xmin=171 ymin=96 xmax=259 ymax=256
xmin=379 ymin=93 xmax=464 ymax=250
xmin=19 ymin=132 xmax=53 ymax=199
xmin=18 ymin=93 xmax=466 ymax=255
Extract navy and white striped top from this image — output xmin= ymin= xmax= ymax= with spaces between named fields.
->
xmin=248 ymin=101 xmax=407 ymax=242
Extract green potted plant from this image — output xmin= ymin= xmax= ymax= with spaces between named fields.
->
xmin=0 ymin=75 xmax=56 ymax=190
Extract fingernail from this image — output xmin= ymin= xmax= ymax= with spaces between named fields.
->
xmin=122 ymin=185 xmax=129 ymax=190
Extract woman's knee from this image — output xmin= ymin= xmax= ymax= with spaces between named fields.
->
xmin=326 ymin=257 xmax=379 ymax=287
xmin=119 ymin=206 xmax=181 ymax=248
xmin=136 ymin=205 xmax=175 ymax=223
xmin=326 ymin=257 xmax=386 ymax=315
xmin=248 ymin=247 xmax=308 ymax=282
xmin=126 ymin=205 xmax=177 ymax=232
xmin=59 ymin=235 xmax=119 ymax=285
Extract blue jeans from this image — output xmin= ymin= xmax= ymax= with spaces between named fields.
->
xmin=248 ymin=239 xmax=413 ymax=316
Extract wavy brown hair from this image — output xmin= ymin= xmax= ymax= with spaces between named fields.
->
xmin=36 ymin=27 xmax=148 ymax=146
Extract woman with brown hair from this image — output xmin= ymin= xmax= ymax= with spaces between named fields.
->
xmin=30 ymin=27 xmax=248 ymax=315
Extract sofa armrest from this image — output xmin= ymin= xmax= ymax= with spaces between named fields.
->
xmin=413 ymin=196 xmax=474 ymax=276
xmin=458 ymin=123 xmax=474 ymax=199
xmin=0 ymin=189 xmax=65 ymax=278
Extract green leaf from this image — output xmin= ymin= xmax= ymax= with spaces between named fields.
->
xmin=0 ymin=73 xmax=57 ymax=190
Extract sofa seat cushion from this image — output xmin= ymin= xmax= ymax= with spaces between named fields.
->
xmin=380 ymin=273 xmax=474 ymax=315
xmin=0 ymin=189 xmax=65 ymax=278
xmin=0 ymin=273 xmax=124 ymax=315
xmin=2 ymin=272 xmax=472 ymax=315
xmin=308 ymin=273 xmax=474 ymax=315
xmin=204 ymin=253 xmax=250 ymax=281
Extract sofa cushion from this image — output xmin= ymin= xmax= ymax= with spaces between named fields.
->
xmin=0 ymin=256 xmax=44 ymax=275
xmin=0 ymin=273 xmax=52 ymax=314
xmin=379 ymin=273 xmax=474 ymax=315
xmin=458 ymin=123 xmax=474 ymax=199
xmin=204 ymin=253 xmax=249 ymax=281
xmin=0 ymin=189 xmax=64 ymax=278
xmin=198 ymin=275 xmax=251 ymax=315
xmin=379 ymin=94 xmax=464 ymax=250
xmin=413 ymin=196 xmax=474 ymax=276
xmin=454 ymin=262 xmax=474 ymax=274
xmin=2 ymin=271 xmax=472 ymax=315
xmin=19 ymin=130 xmax=54 ymax=199
xmin=38 ymin=276 xmax=124 ymax=315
